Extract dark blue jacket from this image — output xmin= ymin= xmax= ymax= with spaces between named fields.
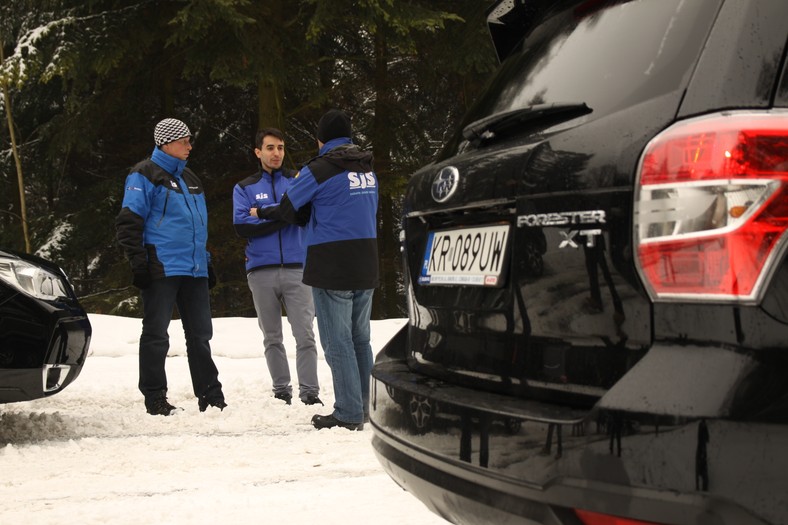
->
xmin=259 ymin=138 xmax=379 ymax=290
xmin=115 ymin=147 xmax=210 ymax=279
xmin=232 ymin=168 xmax=306 ymax=272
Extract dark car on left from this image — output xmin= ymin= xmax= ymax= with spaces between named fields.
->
xmin=0 ymin=248 xmax=91 ymax=403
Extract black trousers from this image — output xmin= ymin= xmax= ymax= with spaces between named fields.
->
xmin=139 ymin=276 xmax=222 ymax=401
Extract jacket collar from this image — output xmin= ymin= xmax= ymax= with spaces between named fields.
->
xmin=318 ymin=137 xmax=352 ymax=156
xmin=151 ymin=146 xmax=187 ymax=177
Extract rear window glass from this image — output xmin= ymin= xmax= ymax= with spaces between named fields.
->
xmin=440 ymin=0 xmax=720 ymax=158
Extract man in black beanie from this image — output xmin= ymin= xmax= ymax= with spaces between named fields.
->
xmin=316 ymin=109 xmax=353 ymax=143
xmin=257 ymin=109 xmax=379 ymax=430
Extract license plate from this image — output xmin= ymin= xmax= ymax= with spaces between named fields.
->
xmin=419 ymin=224 xmax=511 ymax=286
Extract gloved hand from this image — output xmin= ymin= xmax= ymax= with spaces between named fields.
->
xmin=132 ymin=268 xmax=152 ymax=289
xmin=295 ymin=203 xmax=312 ymax=227
xmin=208 ymin=265 xmax=217 ymax=290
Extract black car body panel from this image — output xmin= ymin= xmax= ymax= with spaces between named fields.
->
xmin=678 ymin=0 xmax=788 ymax=118
xmin=371 ymin=0 xmax=788 ymax=524
xmin=0 ymin=249 xmax=91 ymax=402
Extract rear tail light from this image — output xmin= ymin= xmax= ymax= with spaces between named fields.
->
xmin=575 ymin=509 xmax=662 ymax=525
xmin=634 ymin=111 xmax=788 ymax=303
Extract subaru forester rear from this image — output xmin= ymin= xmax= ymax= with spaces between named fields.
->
xmin=370 ymin=1 xmax=788 ymax=524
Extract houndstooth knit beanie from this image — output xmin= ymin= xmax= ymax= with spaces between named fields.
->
xmin=154 ymin=118 xmax=192 ymax=146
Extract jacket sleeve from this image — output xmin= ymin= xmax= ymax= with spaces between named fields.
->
xmin=116 ymin=208 xmax=147 ymax=270
xmin=256 ymin=193 xmax=302 ymax=224
xmin=234 ymin=221 xmax=288 ymax=238
xmin=115 ymin=172 xmax=149 ymax=271
xmin=257 ymin=167 xmax=316 ymax=225
xmin=232 ymin=182 xmax=289 ymax=238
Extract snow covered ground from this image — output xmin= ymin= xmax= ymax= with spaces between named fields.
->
xmin=0 ymin=314 xmax=446 ymax=525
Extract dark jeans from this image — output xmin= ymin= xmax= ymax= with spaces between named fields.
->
xmin=139 ymin=276 xmax=222 ymax=401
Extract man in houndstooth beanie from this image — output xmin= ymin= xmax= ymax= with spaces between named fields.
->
xmin=115 ymin=117 xmax=227 ymax=416
xmin=154 ymin=118 xmax=192 ymax=147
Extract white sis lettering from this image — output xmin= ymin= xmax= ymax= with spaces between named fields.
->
xmin=255 ymin=192 xmax=269 ymax=200
xmin=348 ymin=171 xmax=376 ymax=189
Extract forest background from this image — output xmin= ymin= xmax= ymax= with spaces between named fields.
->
xmin=0 ymin=0 xmax=497 ymax=320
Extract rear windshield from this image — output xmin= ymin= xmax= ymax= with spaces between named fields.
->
xmin=440 ymin=0 xmax=721 ymax=158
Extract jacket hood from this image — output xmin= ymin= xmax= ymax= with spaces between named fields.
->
xmin=319 ymin=141 xmax=374 ymax=172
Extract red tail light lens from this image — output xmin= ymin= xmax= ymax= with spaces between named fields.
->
xmin=635 ymin=111 xmax=788 ymax=302
xmin=575 ymin=509 xmax=662 ymax=525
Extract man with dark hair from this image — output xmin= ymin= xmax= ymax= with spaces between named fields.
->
xmin=257 ymin=110 xmax=379 ymax=431
xmin=116 ymin=118 xmax=226 ymax=416
xmin=232 ymin=128 xmax=321 ymax=406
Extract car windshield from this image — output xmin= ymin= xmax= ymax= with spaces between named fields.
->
xmin=439 ymin=0 xmax=720 ymax=158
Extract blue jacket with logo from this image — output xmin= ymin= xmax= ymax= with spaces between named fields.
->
xmin=115 ymin=147 xmax=210 ymax=279
xmin=232 ymin=168 xmax=306 ymax=272
xmin=258 ymin=138 xmax=379 ymax=290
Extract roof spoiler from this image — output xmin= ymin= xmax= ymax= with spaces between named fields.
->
xmin=487 ymin=0 xmax=623 ymax=62
xmin=485 ymin=0 xmax=545 ymax=63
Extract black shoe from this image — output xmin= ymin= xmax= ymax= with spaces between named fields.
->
xmin=198 ymin=397 xmax=227 ymax=412
xmin=274 ymin=392 xmax=292 ymax=405
xmin=302 ymin=394 xmax=324 ymax=406
xmin=146 ymin=395 xmax=179 ymax=416
xmin=311 ymin=413 xmax=364 ymax=431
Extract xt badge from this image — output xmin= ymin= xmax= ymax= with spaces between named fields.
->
xmin=559 ymin=229 xmax=602 ymax=248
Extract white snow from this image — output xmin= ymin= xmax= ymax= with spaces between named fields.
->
xmin=0 ymin=314 xmax=446 ymax=525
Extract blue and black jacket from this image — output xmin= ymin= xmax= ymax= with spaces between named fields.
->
xmin=115 ymin=147 xmax=210 ymax=279
xmin=259 ymin=137 xmax=379 ymax=290
xmin=232 ymin=168 xmax=307 ymax=273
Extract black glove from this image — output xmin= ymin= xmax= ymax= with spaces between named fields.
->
xmin=132 ymin=269 xmax=152 ymax=289
xmin=208 ymin=265 xmax=217 ymax=289
xmin=295 ymin=203 xmax=312 ymax=227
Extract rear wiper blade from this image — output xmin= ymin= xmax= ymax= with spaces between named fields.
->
xmin=462 ymin=102 xmax=592 ymax=142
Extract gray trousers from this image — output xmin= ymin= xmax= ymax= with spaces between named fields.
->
xmin=247 ymin=267 xmax=319 ymax=400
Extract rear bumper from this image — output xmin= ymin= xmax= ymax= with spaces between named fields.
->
xmin=371 ymin=355 xmax=788 ymax=525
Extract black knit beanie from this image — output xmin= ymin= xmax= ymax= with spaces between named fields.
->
xmin=316 ymin=109 xmax=352 ymax=143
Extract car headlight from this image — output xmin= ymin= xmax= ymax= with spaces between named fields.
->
xmin=0 ymin=255 xmax=70 ymax=301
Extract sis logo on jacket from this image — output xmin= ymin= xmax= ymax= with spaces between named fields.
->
xmin=348 ymin=171 xmax=376 ymax=190
xmin=255 ymin=192 xmax=270 ymax=200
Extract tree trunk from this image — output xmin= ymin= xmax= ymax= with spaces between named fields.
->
xmin=371 ymin=29 xmax=404 ymax=319
xmin=257 ymin=79 xmax=282 ymax=131
xmin=1 ymin=45 xmax=31 ymax=253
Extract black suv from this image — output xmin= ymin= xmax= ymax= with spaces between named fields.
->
xmin=0 ymin=249 xmax=91 ymax=403
xmin=370 ymin=1 xmax=788 ymax=524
